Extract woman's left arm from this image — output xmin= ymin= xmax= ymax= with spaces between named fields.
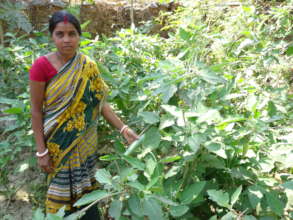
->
xmin=101 ymin=102 xmax=139 ymax=144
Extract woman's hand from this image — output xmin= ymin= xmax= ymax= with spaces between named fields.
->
xmin=122 ymin=128 xmax=139 ymax=145
xmin=38 ymin=154 xmax=54 ymax=173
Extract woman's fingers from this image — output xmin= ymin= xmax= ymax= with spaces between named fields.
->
xmin=124 ymin=128 xmax=139 ymax=145
xmin=41 ymin=165 xmax=54 ymax=173
xmin=38 ymin=155 xmax=54 ymax=173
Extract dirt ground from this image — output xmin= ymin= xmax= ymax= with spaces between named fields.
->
xmin=0 ymin=195 xmax=32 ymax=220
xmin=0 ymin=152 xmax=47 ymax=220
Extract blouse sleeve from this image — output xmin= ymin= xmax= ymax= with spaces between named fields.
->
xmin=29 ymin=57 xmax=46 ymax=82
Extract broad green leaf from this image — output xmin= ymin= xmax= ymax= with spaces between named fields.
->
xmin=97 ymin=62 xmax=115 ymax=83
xmin=32 ymin=208 xmax=45 ymax=220
xmin=4 ymin=107 xmax=22 ymax=114
xmin=4 ymin=124 xmax=20 ymax=132
xmin=230 ymin=185 xmax=242 ymax=207
xmin=258 ymin=158 xmax=274 ymax=173
xmin=179 ymin=28 xmax=191 ymax=41
xmin=198 ymin=69 xmax=226 ymax=84
xmin=143 ymin=127 xmax=161 ymax=150
xmin=205 ymin=143 xmax=227 ymax=159
xmin=160 ymin=156 xmax=181 ymax=163
xmin=243 ymin=216 xmax=257 ymax=220
xmin=120 ymin=167 xmax=136 ymax=181
xmin=122 ymin=155 xmax=145 ymax=170
xmin=216 ymin=117 xmax=246 ymax=129
xmin=197 ymin=109 xmax=222 ymax=124
xmin=159 ymin=114 xmax=175 ymax=130
xmin=99 ymin=154 xmax=120 ymax=161
xmin=114 ymin=141 xmax=126 ymax=154
xmin=265 ymin=191 xmax=285 ymax=216
xmin=55 ymin=206 xmax=66 ymax=217
xmin=248 ymin=186 xmax=263 ymax=209
xmin=109 ymin=200 xmax=123 ymax=220
xmin=161 ymin=105 xmax=182 ymax=118
xmin=269 ymin=145 xmax=293 ymax=169
xmin=80 ymin=39 xmax=91 ymax=47
xmin=143 ymin=198 xmax=165 ymax=220
xmin=280 ymin=181 xmax=293 ymax=190
xmin=187 ymin=135 xmax=202 ymax=153
xmin=95 ymin=169 xmax=112 ymax=185
xmin=138 ymin=112 xmax=160 ymax=124
xmin=146 ymin=157 xmax=157 ymax=177
xmin=81 ymin=32 xmax=91 ymax=39
xmin=246 ymin=94 xmax=257 ymax=112
xmin=165 ymin=166 xmax=180 ymax=178
xmin=180 ymin=181 xmax=206 ymax=204
xmin=47 ymin=214 xmax=63 ymax=220
xmin=158 ymin=59 xmax=184 ymax=74
xmin=127 ymin=181 xmax=145 ymax=191
xmin=74 ymin=190 xmax=110 ymax=207
xmin=259 ymin=217 xmax=278 ymax=220
xmin=208 ymin=215 xmax=217 ymax=220
xmin=207 ymin=189 xmax=230 ymax=208
xmin=221 ymin=211 xmax=237 ymax=220
xmin=285 ymin=44 xmax=293 ymax=56
xmin=170 ymin=205 xmax=189 ymax=217
xmin=146 ymin=176 xmax=160 ymax=190
xmin=151 ymin=195 xmax=178 ymax=206
xmin=128 ymin=194 xmax=143 ymax=217
xmin=0 ymin=97 xmax=20 ymax=105
xmin=0 ymin=141 xmax=10 ymax=148
xmin=268 ymin=101 xmax=277 ymax=117
xmin=64 ymin=212 xmax=80 ymax=220
xmin=162 ymin=84 xmax=177 ymax=103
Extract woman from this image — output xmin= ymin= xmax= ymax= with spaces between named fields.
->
xmin=29 ymin=10 xmax=138 ymax=218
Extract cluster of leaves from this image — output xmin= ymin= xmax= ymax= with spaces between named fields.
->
xmin=0 ymin=31 xmax=52 ymax=209
xmin=68 ymin=0 xmax=292 ymax=219
xmin=0 ymin=0 xmax=32 ymax=45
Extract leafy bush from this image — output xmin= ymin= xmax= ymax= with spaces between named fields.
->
xmin=71 ymin=1 xmax=292 ymax=219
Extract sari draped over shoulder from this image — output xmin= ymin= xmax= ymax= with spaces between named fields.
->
xmin=43 ymin=53 xmax=108 ymax=213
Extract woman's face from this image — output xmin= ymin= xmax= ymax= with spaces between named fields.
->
xmin=51 ymin=21 xmax=80 ymax=56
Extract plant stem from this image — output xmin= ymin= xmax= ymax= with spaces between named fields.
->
xmin=0 ymin=20 xmax=4 ymax=46
xmin=73 ymin=191 xmax=123 ymax=218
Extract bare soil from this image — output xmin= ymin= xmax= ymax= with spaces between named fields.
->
xmin=0 ymin=152 xmax=47 ymax=220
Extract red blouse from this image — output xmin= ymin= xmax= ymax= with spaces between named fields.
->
xmin=29 ymin=56 xmax=58 ymax=82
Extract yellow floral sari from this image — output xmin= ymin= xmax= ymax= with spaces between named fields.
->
xmin=43 ymin=53 xmax=108 ymax=213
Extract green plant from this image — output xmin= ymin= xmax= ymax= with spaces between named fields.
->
xmin=0 ymin=0 xmax=32 ymax=45
xmin=68 ymin=1 xmax=292 ymax=219
xmin=1 ymin=0 xmax=292 ymax=219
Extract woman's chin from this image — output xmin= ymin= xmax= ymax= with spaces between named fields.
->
xmin=60 ymin=49 xmax=76 ymax=56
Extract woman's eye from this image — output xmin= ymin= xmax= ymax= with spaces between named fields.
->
xmin=69 ymin=32 xmax=77 ymax=36
xmin=56 ymin=32 xmax=63 ymax=37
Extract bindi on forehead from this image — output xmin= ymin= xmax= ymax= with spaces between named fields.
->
xmin=63 ymin=15 xmax=68 ymax=24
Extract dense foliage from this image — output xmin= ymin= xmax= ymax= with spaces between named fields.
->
xmin=0 ymin=0 xmax=292 ymax=219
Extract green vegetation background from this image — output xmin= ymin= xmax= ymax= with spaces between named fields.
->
xmin=0 ymin=0 xmax=292 ymax=219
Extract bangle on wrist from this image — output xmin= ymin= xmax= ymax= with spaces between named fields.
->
xmin=120 ymin=125 xmax=128 ymax=134
xmin=36 ymin=148 xmax=49 ymax=157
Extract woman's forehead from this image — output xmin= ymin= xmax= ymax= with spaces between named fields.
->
xmin=54 ymin=22 xmax=77 ymax=32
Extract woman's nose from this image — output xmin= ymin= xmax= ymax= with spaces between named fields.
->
xmin=63 ymin=34 xmax=70 ymax=42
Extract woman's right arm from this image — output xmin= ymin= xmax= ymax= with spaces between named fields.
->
xmin=30 ymin=80 xmax=46 ymax=152
xmin=30 ymin=80 xmax=53 ymax=173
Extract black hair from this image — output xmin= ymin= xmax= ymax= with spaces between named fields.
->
xmin=49 ymin=10 xmax=82 ymax=36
